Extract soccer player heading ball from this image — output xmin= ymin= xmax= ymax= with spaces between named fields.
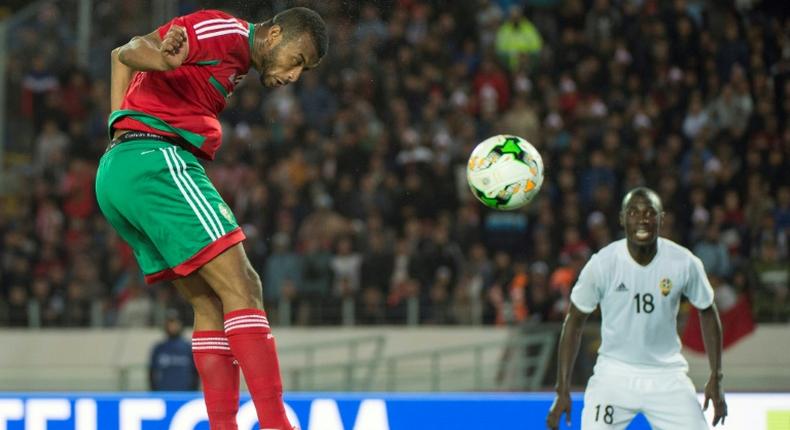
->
xmin=96 ymin=7 xmax=328 ymax=430
xmin=547 ymin=187 xmax=728 ymax=429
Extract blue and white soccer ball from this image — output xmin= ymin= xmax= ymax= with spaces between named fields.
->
xmin=466 ymin=134 xmax=544 ymax=210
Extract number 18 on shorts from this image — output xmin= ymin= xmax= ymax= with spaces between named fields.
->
xmin=581 ymin=371 xmax=707 ymax=430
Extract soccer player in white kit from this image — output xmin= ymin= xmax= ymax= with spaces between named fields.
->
xmin=547 ymin=187 xmax=728 ymax=429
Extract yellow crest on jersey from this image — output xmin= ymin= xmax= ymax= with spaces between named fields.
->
xmin=659 ymin=278 xmax=673 ymax=296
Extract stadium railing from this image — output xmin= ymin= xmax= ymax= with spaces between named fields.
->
xmin=383 ymin=330 xmax=557 ymax=392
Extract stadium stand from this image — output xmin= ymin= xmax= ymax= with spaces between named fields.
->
xmin=0 ymin=0 xmax=787 ymax=335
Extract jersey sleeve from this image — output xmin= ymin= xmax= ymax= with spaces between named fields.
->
xmin=157 ymin=11 xmax=250 ymax=65
xmin=684 ymin=255 xmax=715 ymax=309
xmin=570 ymin=253 xmax=602 ymax=313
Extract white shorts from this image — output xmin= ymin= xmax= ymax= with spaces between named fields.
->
xmin=581 ymin=363 xmax=707 ymax=430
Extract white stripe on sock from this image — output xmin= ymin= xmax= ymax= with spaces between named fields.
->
xmin=192 ymin=346 xmax=231 ymax=351
xmin=191 ymin=341 xmax=229 ymax=346
xmin=225 ymin=323 xmax=271 ymax=332
xmin=224 ymin=314 xmax=268 ymax=325
xmin=224 ymin=318 xmax=270 ymax=329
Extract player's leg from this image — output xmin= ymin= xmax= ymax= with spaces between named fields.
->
xmin=173 ymin=275 xmax=240 ymax=430
xmin=116 ymin=143 xmax=291 ymax=429
xmin=197 ymin=243 xmax=263 ymax=311
xmin=198 ymin=244 xmax=293 ymax=430
xmin=581 ymin=374 xmax=639 ymax=430
xmin=640 ymin=373 xmax=707 ymax=430
xmin=96 ymin=147 xmax=172 ymax=279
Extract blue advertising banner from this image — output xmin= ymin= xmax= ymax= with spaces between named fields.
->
xmin=0 ymin=392 xmax=660 ymax=430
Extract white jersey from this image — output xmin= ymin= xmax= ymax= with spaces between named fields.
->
xmin=570 ymin=238 xmax=714 ymax=371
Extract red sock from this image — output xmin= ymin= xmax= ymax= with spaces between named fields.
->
xmin=192 ymin=330 xmax=239 ymax=430
xmin=224 ymin=309 xmax=291 ymax=430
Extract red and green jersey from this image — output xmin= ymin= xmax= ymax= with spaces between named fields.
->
xmin=110 ymin=9 xmax=254 ymax=160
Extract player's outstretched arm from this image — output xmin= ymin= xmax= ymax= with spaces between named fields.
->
xmin=547 ymin=303 xmax=590 ymax=430
xmin=700 ymin=303 xmax=728 ymax=426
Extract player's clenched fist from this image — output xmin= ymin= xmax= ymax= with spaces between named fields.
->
xmin=161 ymin=25 xmax=188 ymax=69
xmin=546 ymin=392 xmax=571 ymax=429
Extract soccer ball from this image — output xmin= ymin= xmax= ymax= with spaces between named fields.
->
xmin=466 ymin=134 xmax=544 ymax=210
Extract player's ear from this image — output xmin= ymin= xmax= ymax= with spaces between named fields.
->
xmin=266 ymin=24 xmax=283 ymax=48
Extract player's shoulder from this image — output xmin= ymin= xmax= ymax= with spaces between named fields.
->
xmin=181 ymin=9 xmax=244 ymax=24
xmin=594 ymin=238 xmax=627 ymax=261
xmin=658 ymin=237 xmax=697 ymax=263
xmin=190 ymin=9 xmax=239 ymax=19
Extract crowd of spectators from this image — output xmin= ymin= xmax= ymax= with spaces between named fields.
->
xmin=0 ymin=0 xmax=788 ymax=328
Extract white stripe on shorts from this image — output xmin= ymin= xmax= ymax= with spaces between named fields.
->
xmin=160 ymin=148 xmax=217 ymax=241
xmin=166 ymin=147 xmax=222 ymax=239
xmin=169 ymin=147 xmax=226 ymax=237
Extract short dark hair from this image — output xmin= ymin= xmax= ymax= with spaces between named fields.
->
xmin=271 ymin=7 xmax=328 ymax=60
xmin=621 ymin=187 xmax=663 ymax=213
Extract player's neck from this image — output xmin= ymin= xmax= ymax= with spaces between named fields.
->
xmin=627 ymin=241 xmax=658 ymax=266
xmin=250 ymin=23 xmax=269 ymax=70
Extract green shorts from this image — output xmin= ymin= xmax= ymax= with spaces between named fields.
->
xmin=95 ymin=139 xmax=245 ymax=284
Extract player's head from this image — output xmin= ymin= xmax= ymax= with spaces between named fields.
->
xmin=620 ymin=187 xmax=664 ymax=246
xmin=164 ymin=309 xmax=184 ymax=338
xmin=254 ymin=7 xmax=328 ymax=88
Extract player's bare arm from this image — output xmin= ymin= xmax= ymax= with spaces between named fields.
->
xmin=700 ymin=303 xmax=728 ymax=426
xmin=117 ymin=26 xmax=188 ymax=71
xmin=110 ymin=27 xmax=187 ymax=111
xmin=547 ymin=303 xmax=590 ymax=430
